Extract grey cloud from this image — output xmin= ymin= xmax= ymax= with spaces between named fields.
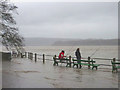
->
xmin=16 ymin=2 xmax=117 ymax=25
xmin=15 ymin=2 xmax=118 ymax=39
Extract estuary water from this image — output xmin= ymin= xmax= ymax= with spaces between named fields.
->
xmin=2 ymin=45 xmax=119 ymax=88
xmin=24 ymin=46 xmax=118 ymax=58
xmin=25 ymin=46 xmax=118 ymax=68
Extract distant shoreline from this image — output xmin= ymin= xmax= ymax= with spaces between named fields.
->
xmin=24 ymin=38 xmax=118 ymax=46
xmin=23 ymin=45 xmax=118 ymax=46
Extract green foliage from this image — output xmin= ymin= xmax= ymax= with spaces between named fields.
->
xmin=0 ymin=0 xmax=24 ymax=53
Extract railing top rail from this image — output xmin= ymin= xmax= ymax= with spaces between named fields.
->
xmin=71 ymin=57 xmax=119 ymax=61
xmin=91 ymin=58 xmax=113 ymax=60
xmin=26 ymin=52 xmax=119 ymax=61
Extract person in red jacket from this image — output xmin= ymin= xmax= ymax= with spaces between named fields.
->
xmin=59 ymin=50 xmax=65 ymax=59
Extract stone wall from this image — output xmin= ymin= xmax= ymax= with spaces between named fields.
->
xmin=0 ymin=52 xmax=11 ymax=61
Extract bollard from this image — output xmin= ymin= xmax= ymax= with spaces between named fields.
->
xmin=43 ymin=54 xmax=45 ymax=64
xmin=88 ymin=57 xmax=90 ymax=69
xmin=35 ymin=53 xmax=37 ymax=62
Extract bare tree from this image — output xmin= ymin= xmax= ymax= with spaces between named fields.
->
xmin=0 ymin=0 xmax=24 ymax=53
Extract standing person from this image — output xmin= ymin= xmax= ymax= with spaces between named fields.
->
xmin=59 ymin=50 xmax=65 ymax=59
xmin=75 ymin=48 xmax=82 ymax=68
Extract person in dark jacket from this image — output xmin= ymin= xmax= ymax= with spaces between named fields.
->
xmin=75 ymin=48 xmax=82 ymax=68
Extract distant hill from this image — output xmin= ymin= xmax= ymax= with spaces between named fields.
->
xmin=24 ymin=38 xmax=61 ymax=46
xmin=53 ymin=39 xmax=118 ymax=46
xmin=24 ymin=38 xmax=118 ymax=46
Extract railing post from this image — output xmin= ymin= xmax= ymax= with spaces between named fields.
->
xmin=69 ymin=56 xmax=71 ymax=67
xmin=29 ymin=52 xmax=30 ymax=59
xmin=25 ymin=52 xmax=27 ymax=58
xmin=53 ymin=55 xmax=57 ymax=66
xmin=28 ymin=52 xmax=29 ymax=59
xmin=88 ymin=57 xmax=90 ymax=69
xmin=55 ymin=55 xmax=56 ymax=60
xmin=29 ymin=52 xmax=33 ymax=60
xmin=35 ymin=53 xmax=37 ymax=62
xmin=21 ymin=53 xmax=23 ymax=58
xmin=31 ymin=53 xmax=33 ymax=60
xmin=30 ymin=53 xmax=31 ymax=60
xmin=113 ymin=58 xmax=116 ymax=71
xmin=43 ymin=54 xmax=45 ymax=64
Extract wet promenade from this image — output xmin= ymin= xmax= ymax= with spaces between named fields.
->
xmin=2 ymin=58 xmax=118 ymax=88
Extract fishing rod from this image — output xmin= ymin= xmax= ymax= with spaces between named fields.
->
xmin=66 ymin=46 xmax=75 ymax=56
xmin=66 ymin=41 xmax=78 ymax=57
xmin=90 ymin=47 xmax=100 ymax=57
xmin=65 ymin=40 xmax=101 ymax=59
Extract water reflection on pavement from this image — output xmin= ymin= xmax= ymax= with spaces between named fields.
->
xmin=2 ymin=58 xmax=118 ymax=88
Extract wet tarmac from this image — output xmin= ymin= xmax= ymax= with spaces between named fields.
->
xmin=2 ymin=58 xmax=118 ymax=88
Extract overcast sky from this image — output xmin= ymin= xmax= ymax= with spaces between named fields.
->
xmin=14 ymin=2 xmax=118 ymax=39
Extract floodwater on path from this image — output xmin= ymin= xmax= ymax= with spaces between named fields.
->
xmin=2 ymin=58 xmax=118 ymax=88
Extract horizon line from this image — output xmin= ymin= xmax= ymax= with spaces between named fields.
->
xmin=23 ymin=37 xmax=118 ymax=40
